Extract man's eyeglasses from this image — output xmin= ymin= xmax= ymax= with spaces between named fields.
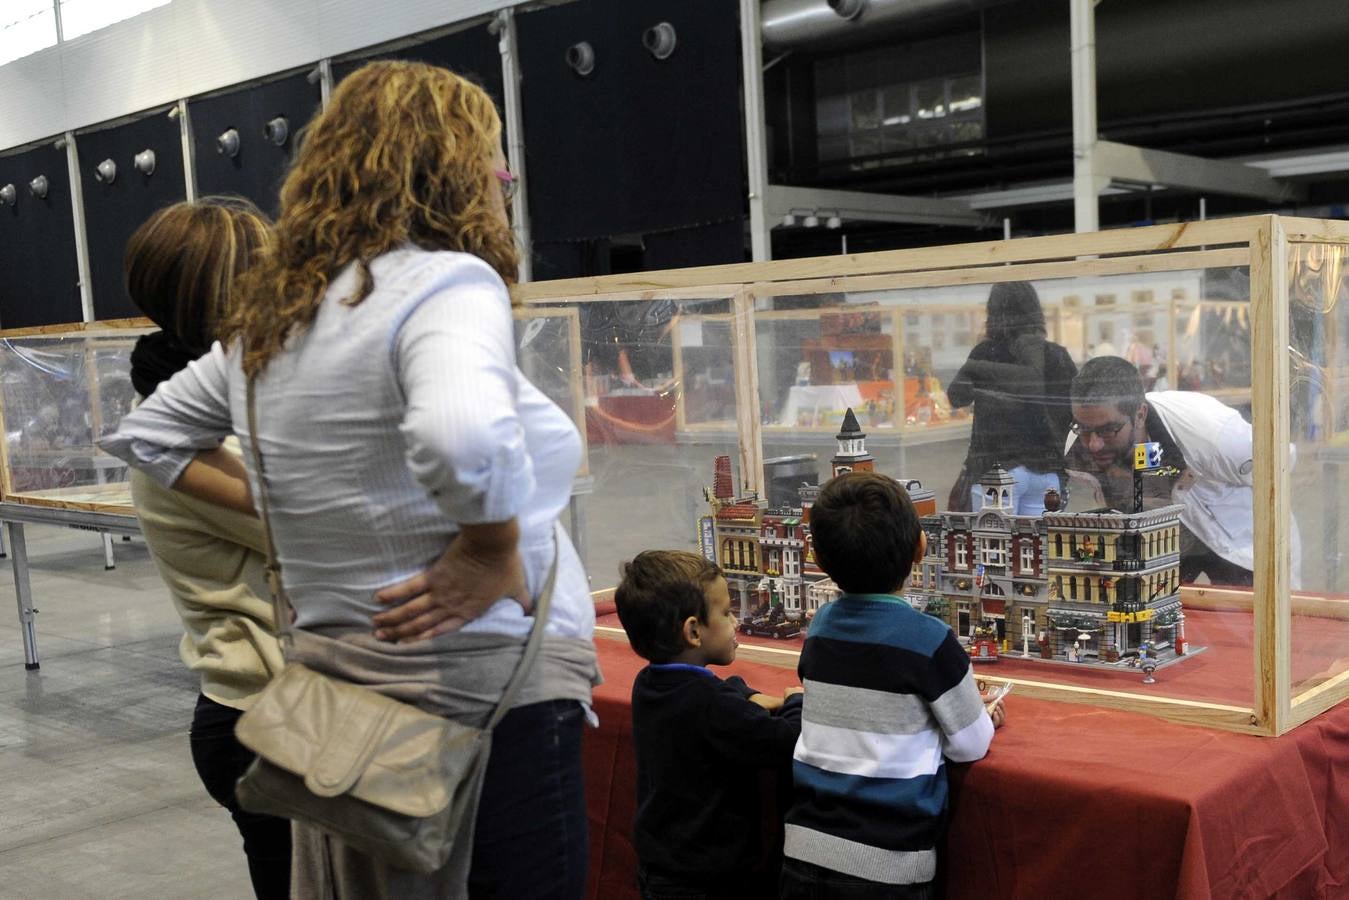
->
xmin=494 ymin=168 xmax=519 ymax=203
xmin=1069 ymin=419 xmax=1129 ymax=440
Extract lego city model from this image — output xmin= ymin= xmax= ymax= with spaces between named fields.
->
xmin=698 ymin=408 xmax=934 ymax=623
xmin=698 ymin=407 xmax=1202 ymax=678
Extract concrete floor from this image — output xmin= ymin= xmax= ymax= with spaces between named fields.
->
xmin=0 ymin=529 xmax=251 ymax=900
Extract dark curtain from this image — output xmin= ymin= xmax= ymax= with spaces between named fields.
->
xmin=78 ymin=111 xmax=187 ymax=321
xmin=0 ymin=143 xmax=83 ymax=327
xmin=517 ymin=0 xmax=744 ymax=244
xmin=189 ymin=72 xmax=322 ymax=216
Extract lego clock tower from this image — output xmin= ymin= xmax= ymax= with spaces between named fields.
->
xmin=830 ymin=408 xmax=874 ymax=477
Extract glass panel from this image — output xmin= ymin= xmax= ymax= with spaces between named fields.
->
xmin=1287 ymin=242 xmax=1349 ymax=701
xmin=757 ymin=308 xmax=897 ymax=431
xmin=748 ymin=270 xmax=1253 ymax=708
xmin=914 ymin=81 xmax=946 ymax=122
xmin=673 ymin=315 xmax=735 ymax=430
xmin=948 ymin=75 xmax=984 ymax=116
xmin=515 ymin=309 xmax=586 ymax=467
xmin=537 ymin=298 xmax=737 ymax=593
xmin=0 ymin=328 xmax=152 ymax=509
xmin=850 ymin=90 xmax=881 ymax=132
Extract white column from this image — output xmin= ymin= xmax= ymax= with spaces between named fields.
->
xmin=176 ymin=100 xmax=196 ymax=203
xmin=497 ymin=8 xmax=533 ymax=281
xmin=739 ymin=0 xmax=770 ymax=261
xmin=1070 ymin=0 xmax=1102 ymax=233
xmin=63 ymin=132 xmax=94 ymax=323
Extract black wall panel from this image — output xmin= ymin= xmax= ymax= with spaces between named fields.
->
xmin=517 ymin=0 xmax=744 ymax=243
xmin=0 ymin=144 xmax=83 ymax=327
xmin=190 ymin=73 xmax=321 ymax=216
xmin=78 ymin=112 xmax=186 ymax=321
xmin=642 ymin=221 xmax=744 ymax=271
xmin=332 ymin=24 xmax=503 ymax=109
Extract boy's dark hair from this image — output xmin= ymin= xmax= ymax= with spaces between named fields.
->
xmin=1072 ymin=356 xmax=1145 ymax=417
xmin=810 ymin=472 xmax=921 ymax=594
xmin=615 ymin=551 xmax=723 ymax=663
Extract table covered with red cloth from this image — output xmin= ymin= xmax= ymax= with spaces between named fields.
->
xmin=582 ymin=638 xmax=1349 ymax=899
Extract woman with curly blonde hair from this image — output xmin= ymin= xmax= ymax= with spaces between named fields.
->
xmin=105 ymin=61 xmax=597 ymax=899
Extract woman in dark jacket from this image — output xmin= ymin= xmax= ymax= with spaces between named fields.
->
xmin=947 ymin=282 xmax=1077 ymax=514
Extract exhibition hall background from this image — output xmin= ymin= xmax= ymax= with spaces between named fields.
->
xmin=3 ymin=0 xmax=1349 ymax=327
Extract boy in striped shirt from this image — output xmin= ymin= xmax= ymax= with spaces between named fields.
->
xmin=783 ymin=472 xmax=1006 ymax=899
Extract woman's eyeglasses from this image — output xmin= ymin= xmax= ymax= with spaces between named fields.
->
xmin=1069 ymin=419 xmax=1129 ymax=440
xmin=494 ymin=168 xmax=519 ymax=203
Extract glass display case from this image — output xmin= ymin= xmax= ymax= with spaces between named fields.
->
xmin=1 ymin=310 xmax=591 ymax=510
xmin=0 ymin=322 xmax=152 ymax=513
xmin=513 ymin=215 xmax=1349 ymax=736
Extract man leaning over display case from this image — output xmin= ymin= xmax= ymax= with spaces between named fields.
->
xmin=1064 ymin=356 xmax=1300 ymax=587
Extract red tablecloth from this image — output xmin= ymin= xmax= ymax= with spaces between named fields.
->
xmin=583 ymin=639 xmax=1349 ymax=899
xmin=594 ymin=607 xmax=1349 ymax=708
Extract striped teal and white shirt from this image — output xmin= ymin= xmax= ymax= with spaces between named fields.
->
xmin=785 ymin=593 xmax=993 ymax=885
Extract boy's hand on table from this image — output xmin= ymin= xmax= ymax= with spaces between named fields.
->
xmin=983 ymin=694 xmax=1007 ymax=729
xmin=748 ymin=693 xmax=784 ymax=711
xmin=783 ymin=686 xmax=804 ymax=699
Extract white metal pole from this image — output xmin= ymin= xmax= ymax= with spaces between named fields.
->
xmin=62 ymin=132 xmax=95 ymax=322
xmin=1070 ymin=0 xmax=1100 ymax=233
xmin=318 ymin=59 xmax=333 ymax=109
xmin=740 ymin=0 xmax=771 ymax=261
xmin=177 ymin=99 xmax=196 ymax=203
xmin=497 ymin=9 xmax=532 ymax=282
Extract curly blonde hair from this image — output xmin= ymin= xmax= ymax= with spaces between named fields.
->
xmin=219 ymin=61 xmax=519 ymax=376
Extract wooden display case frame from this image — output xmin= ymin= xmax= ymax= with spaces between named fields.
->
xmin=515 ymin=215 xmax=1349 ymax=736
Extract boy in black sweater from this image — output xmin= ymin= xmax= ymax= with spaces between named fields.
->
xmin=616 ymin=550 xmax=804 ymax=900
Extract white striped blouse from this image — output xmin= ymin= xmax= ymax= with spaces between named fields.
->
xmin=102 ymin=247 xmax=594 ymax=643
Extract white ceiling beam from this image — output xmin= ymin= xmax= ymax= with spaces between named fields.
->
xmin=765 ymin=184 xmax=988 ymax=229
xmin=1094 ymin=139 xmax=1307 ymax=203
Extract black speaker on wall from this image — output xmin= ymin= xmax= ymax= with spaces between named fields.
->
xmin=189 ymin=71 xmax=322 ymax=216
xmin=78 ymin=110 xmax=186 ymax=322
xmin=0 ymin=142 xmax=83 ymax=328
xmin=332 ymin=23 xmax=504 ymax=110
xmin=517 ymin=0 xmax=744 ymax=258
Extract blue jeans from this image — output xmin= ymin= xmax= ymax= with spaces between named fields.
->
xmin=970 ymin=466 xmax=1062 ymax=516
xmin=779 ymin=859 xmax=935 ymax=900
xmin=468 ymin=699 xmax=588 ymax=899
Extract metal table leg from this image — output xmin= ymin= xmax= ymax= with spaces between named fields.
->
xmin=102 ymin=532 xmax=116 ymax=570
xmin=8 ymin=522 xmax=39 ymax=670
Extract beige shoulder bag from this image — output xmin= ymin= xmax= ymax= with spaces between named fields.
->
xmin=232 ymin=378 xmax=556 ymax=874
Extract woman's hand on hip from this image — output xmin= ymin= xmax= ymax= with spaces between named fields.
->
xmin=371 ymin=519 xmax=530 ymax=643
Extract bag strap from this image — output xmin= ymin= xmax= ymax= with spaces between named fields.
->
xmin=245 ymin=376 xmax=294 ymax=652
xmin=245 ymin=376 xmax=556 ymax=733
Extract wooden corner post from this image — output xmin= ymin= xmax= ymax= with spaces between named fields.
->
xmin=1250 ymin=216 xmax=1292 ymax=735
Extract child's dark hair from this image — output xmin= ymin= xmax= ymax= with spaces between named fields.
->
xmin=809 ymin=472 xmax=921 ymax=594
xmin=615 ymin=551 xmax=723 ymax=663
